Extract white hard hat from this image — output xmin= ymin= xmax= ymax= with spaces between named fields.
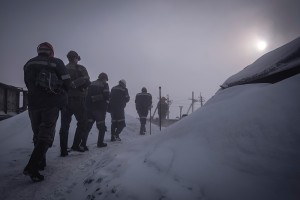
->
xmin=119 ymin=79 xmax=126 ymax=87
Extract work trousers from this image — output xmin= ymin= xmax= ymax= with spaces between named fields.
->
xmin=83 ymin=110 xmax=107 ymax=146
xmin=59 ymin=96 xmax=87 ymax=152
xmin=26 ymin=107 xmax=59 ymax=173
xmin=110 ymin=109 xmax=126 ymax=136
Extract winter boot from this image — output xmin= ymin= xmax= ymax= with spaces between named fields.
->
xmin=60 ymin=149 xmax=69 ymax=157
xmin=97 ymin=131 xmax=107 ymax=148
xmin=139 ymin=126 xmax=144 ymax=135
xmin=80 ymin=121 xmax=94 ymax=151
xmin=24 ymin=142 xmax=49 ymax=182
xmin=115 ymin=129 xmax=122 ymax=141
xmin=23 ymin=166 xmax=44 ymax=182
xmin=81 ymin=145 xmax=89 ymax=151
xmin=98 ymin=143 xmax=108 ymax=148
xmin=115 ymin=135 xmax=121 ymax=141
xmin=111 ymin=123 xmax=117 ymax=141
xmin=71 ymin=145 xmax=85 ymax=152
xmin=115 ymin=123 xmax=124 ymax=141
xmin=28 ymin=169 xmax=44 ymax=182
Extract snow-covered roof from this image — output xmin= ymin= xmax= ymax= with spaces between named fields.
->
xmin=221 ymin=37 xmax=300 ymax=89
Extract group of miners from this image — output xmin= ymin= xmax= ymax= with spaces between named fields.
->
xmin=22 ymin=42 xmax=169 ymax=182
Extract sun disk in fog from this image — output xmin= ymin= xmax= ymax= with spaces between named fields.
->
xmin=256 ymin=40 xmax=267 ymax=51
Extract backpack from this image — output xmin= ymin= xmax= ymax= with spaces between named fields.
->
xmin=35 ymin=64 xmax=63 ymax=94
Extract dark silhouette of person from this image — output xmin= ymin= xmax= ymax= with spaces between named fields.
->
xmin=135 ymin=87 xmax=152 ymax=134
xmin=59 ymin=50 xmax=90 ymax=155
xmin=108 ymin=79 xmax=130 ymax=141
xmin=157 ymin=96 xmax=169 ymax=120
xmin=23 ymin=42 xmax=71 ymax=182
xmin=84 ymin=72 xmax=110 ymax=148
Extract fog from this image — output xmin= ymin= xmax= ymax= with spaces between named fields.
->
xmin=1 ymin=0 xmax=299 ymax=118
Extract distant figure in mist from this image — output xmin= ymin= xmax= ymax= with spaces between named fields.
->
xmin=157 ymin=96 xmax=169 ymax=120
xmin=23 ymin=42 xmax=71 ymax=182
xmin=84 ymin=72 xmax=110 ymax=148
xmin=108 ymin=79 xmax=130 ymax=141
xmin=135 ymin=87 xmax=152 ymax=135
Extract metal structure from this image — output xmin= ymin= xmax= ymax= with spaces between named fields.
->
xmin=0 ymin=82 xmax=28 ymax=120
xmin=186 ymin=91 xmax=205 ymax=115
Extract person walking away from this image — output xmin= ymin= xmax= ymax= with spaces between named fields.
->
xmin=157 ymin=96 xmax=169 ymax=120
xmin=83 ymin=72 xmax=110 ymax=148
xmin=135 ymin=87 xmax=152 ymax=135
xmin=59 ymin=50 xmax=90 ymax=156
xmin=23 ymin=42 xmax=71 ymax=182
xmin=108 ymin=79 xmax=130 ymax=141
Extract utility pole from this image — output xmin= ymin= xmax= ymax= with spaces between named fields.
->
xmin=192 ymin=92 xmax=194 ymax=112
xmin=187 ymin=91 xmax=198 ymax=115
xmin=149 ymin=106 xmax=152 ymax=135
xmin=151 ymin=103 xmax=158 ymax=119
xmin=199 ymin=92 xmax=205 ymax=107
xmin=179 ymin=106 xmax=183 ymax=119
xmin=167 ymin=95 xmax=170 ymax=120
xmin=159 ymin=86 xmax=161 ymax=131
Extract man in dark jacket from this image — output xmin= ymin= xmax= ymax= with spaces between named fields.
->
xmin=109 ymin=79 xmax=130 ymax=141
xmin=23 ymin=42 xmax=71 ymax=182
xmin=157 ymin=96 xmax=169 ymax=120
xmin=135 ymin=87 xmax=152 ymax=135
xmin=59 ymin=50 xmax=90 ymax=156
xmin=83 ymin=72 xmax=110 ymax=148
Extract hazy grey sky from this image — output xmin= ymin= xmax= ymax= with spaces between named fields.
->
xmin=1 ymin=0 xmax=299 ymax=117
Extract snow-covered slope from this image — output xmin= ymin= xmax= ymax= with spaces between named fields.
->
xmin=79 ymin=74 xmax=300 ymax=200
xmin=221 ymin=37 xmax=300 ymax=88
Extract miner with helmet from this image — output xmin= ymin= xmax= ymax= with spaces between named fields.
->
xmin=135 ymin=87 xmax=152 ymax=135
xmin=59 ymin=50 xmax=91 ymax=155
xmin=108 ymin=79 xmax=130 ymax=141
xmin=23 ymin=42 xmax=71 ymax=182
xmin=157 ymin=96 xmax=169 ymax=120
xmin=83 ymin=72 xmax=110 ymax=148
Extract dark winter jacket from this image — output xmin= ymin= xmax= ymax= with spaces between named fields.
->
xmin=109 ymin=84 xmax=130 ymax=113
xmin=66 ymin=63 xmax=90 ymax=98
xmin=24 ymin=54 xmax=71 ymax=109
xmin=85 ymin=79 xmax=110 ymax=112
xmin=135 ymin=91 xmax=152 ymax=117
xmin=157 ymin=100 xmax=169 ymax=118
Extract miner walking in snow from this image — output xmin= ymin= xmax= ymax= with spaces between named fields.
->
xmin=59 ymin=50 xmax=90 ymax=156
xmin=84 ymin=72 xmax=110 ymax=148
xmin=23 ymin=42 xmax=71 ymax=182
xmin=108 ymin=79 xmax=130 ymax=141
xmin=135 ymin=87 xmax=152 ymax=135
xmin=157 ymin=96 xmax=169 ymax=120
